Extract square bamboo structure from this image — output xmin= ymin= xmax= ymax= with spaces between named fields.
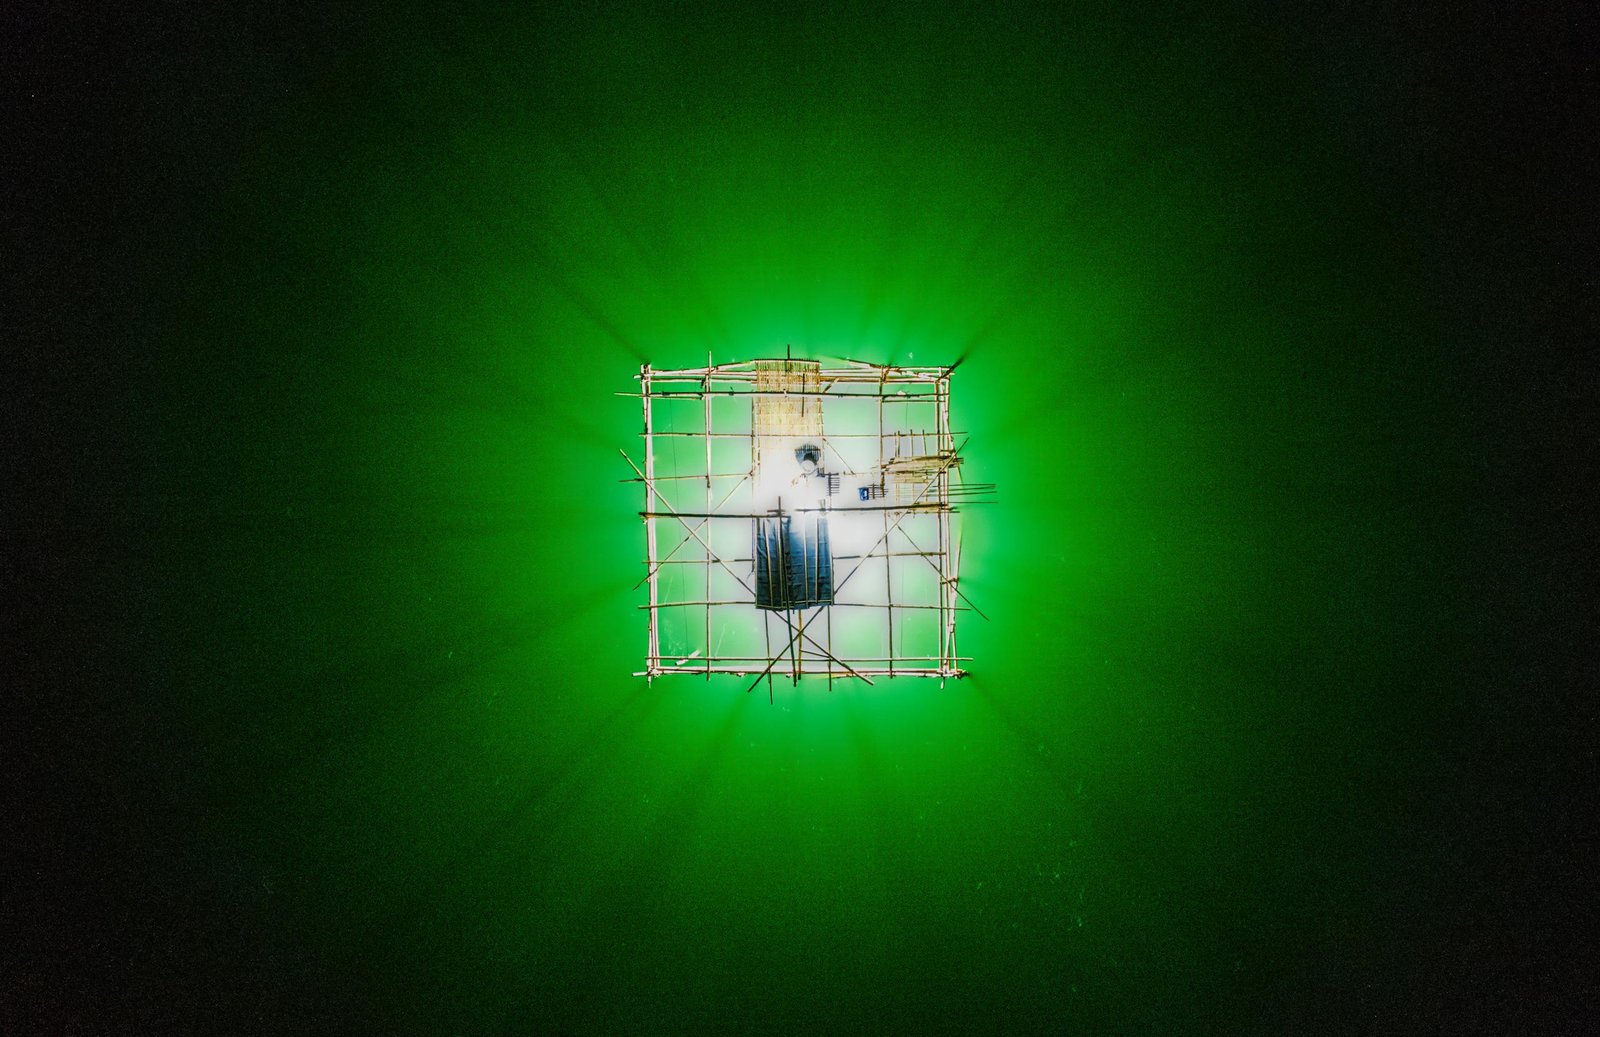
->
xmin=620 ymin=355 xmax=989 ymax=694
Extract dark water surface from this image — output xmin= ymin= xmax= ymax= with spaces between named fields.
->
xmin=8 ymin=2 xmax=1590 ymax=1032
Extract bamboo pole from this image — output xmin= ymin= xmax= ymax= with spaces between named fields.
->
xmin=879 ymin=367 xmax=894 ymax=678
xmin=641 ymin=364 xmax=659 ymax=682
xmin=704 ymin=356 xmax=713 ymax=683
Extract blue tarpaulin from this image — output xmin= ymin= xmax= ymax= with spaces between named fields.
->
xmin=754 ymin=513 xmax=833 ymax=610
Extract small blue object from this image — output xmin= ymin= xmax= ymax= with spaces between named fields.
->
xmin=858 ymin=487 xmax=869 ymax=501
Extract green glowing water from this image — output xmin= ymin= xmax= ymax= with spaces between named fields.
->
xmin=47 ymin=2 xmax=1547 ymax=1031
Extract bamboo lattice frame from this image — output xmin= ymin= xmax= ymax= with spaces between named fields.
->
xmin=621 ymin=356 xmax=986 ymax=694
